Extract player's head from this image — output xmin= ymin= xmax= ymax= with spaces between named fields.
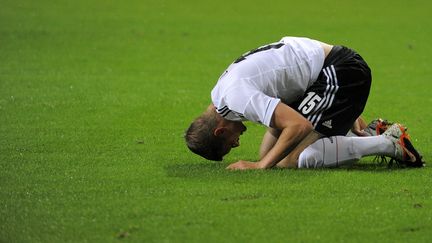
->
xmin=185 ymin=105 xmax=246 ymax=161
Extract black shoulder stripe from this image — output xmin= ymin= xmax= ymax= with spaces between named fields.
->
xmin=217 ymin=106 xmax=229 ymax=113
xmin=221 ymin=110 xmax=231 ymax=118
xmin=220 ymin=108 xmax=231 ymax=116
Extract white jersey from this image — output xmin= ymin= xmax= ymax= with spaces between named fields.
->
xmin=211 ymin=37 xmax=325 ymax=127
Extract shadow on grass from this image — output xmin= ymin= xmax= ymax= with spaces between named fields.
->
xmin=164 ymin=162 xmax=234 ymax=179
xmin=164 ymin=161 xmax=414 ymax=179
xmin=339 ymin=163 xmax=407 ymax=172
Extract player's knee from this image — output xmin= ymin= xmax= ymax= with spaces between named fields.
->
xmin=298 ymin=146 xmax=323 ymax=168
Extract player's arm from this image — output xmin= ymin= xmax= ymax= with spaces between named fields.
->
xmin=259 ymin=127 xmax=280 ymax=159
xmin=259 ymin=124 xmax=321 ymax=168
xmin=257 ymin=102 xmax=313 ymax=168
xmin=227 ymin=102 xmax=312 ymax=170
xmin=275 ymin=115 xmax=368 ymax=167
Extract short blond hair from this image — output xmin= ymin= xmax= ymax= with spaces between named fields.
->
xmin=185 ymin=110 xmax=226 ymax=161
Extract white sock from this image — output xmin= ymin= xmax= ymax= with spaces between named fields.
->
xmin=298 ymin=135 xmax=395 ymax=168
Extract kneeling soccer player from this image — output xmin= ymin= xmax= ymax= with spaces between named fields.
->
xmin=185 ymin=36 xmax=424 ymax=169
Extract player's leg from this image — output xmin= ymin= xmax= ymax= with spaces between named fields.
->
xmin=298 ymin=123 xmax=424 ymax=168
xmin=275 ymin=130 xmax=322 ymax=168
xmin=297 ymin=135 xmax=393 ymax=168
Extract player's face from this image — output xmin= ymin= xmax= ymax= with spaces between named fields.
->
xmin=221 ymin=121 xmax=247 ymax=156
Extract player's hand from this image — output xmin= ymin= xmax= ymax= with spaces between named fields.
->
xmin=226 ymin=160 xmax=261 ymax=170
xmin=351 ymin=117 xmax=368 ymax=136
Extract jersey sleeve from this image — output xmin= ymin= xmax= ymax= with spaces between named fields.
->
xmin=244 ymin=92 xmax=280 ymax=126
xmin=224 ymin=88 xmax=280 ymax=127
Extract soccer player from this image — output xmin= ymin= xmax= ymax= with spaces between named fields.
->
xmin=185 ymin=37 xmax=423 ymax=169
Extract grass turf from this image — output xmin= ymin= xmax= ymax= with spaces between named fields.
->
xmin=1 ymin=0 xmax=431 ymax=242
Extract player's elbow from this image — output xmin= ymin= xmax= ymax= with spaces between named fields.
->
xmin=296 ymin=121 xmax=313 ymax=138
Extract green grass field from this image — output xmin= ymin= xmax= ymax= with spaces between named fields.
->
xmin=1 ymin=0 xmax=431 ymax=242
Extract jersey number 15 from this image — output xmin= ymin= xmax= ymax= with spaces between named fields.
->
xmin=298 ymin=92 xmax=322 ymax=115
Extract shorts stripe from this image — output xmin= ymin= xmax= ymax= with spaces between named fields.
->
xmin=314 ymin=66 xmax=339 ymax=127
xmin=308 ymin=67 xmax=333 ymax=125
xmin=309 ymin=65 xmax=339 ymax=128
xmin=327 ymin=65 xmax=340 ymax=110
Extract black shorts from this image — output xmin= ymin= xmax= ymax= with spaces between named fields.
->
xmin=290 ymin=46 xmax=372 ymax=136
